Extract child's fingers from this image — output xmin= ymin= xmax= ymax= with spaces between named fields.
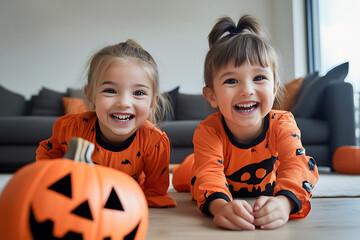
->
xmin=253 ymin=208 xmax=280 ymax=226
xmin=253 ymin=195 xmax=270 ymax=211
xmin=232 ymin=200 xmax=254 ymax=224
xmin=213 ymin=215 xmax=242 ymax=230
xmin=242 ymin=200 xmax=254 ymax=214
xmin=258 ymin=218 xmax=285 ymax=230
xmin=214 ymin=214 xmax=254 ymax=230
xmin=253 ymin=199 xmax=277 ymax=219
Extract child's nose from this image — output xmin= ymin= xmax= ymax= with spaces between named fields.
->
xmin=240 ymin=81 xmax=255 ymax=96
xmin=116 ymin=93 xmax=131 ymax=108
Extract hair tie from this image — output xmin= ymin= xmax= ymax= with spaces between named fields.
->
xmin=229 ymin=26 xmax=240 ymax=36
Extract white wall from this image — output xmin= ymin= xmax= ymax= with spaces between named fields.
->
xmin=0 ymin=0 xmax=305 ymax=99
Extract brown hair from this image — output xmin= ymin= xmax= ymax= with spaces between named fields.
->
xmin=85 ymin=39 xmax=169 ymax=124
xmin=204 ymin=15 xmax=284 ymax=109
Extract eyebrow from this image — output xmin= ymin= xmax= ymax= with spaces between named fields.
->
xmin=100 ymin=81 xmax=151 ymax=89
xmin=219 ymin=71 xmax=234 ymax=79
xmin=219 ymin=67 xmax=272 ymax=79
xmin=134 ymin=84 xmax=151 ymax=90
xmin=100 ymin=81 xmax=116 ymax=86
xmin=252 ymin=67 xmax=272 ymax=74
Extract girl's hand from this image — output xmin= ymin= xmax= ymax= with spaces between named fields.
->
xmin=253 ymin=195 xmax=294 ymax=230
xmin=210 ymin=198 xmax=255 ymax=230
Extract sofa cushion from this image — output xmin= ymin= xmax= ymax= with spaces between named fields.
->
xmin=295 ymin=117 xmax=329 ymax=144
xmin=62 ymin=97 xmax=88 ymax=114
xmin=67 ymin=88 xmax=86 ymax=101
xmin=0 ymin=85 xmax=26 ymax=116
xmin=162 ymin=86 xmax=179 ymax=121
xmin=0 ymin=116 xmax=58 ymax=144
xmin=300 ymin=71 xmax=319 ymax=90
xmin=175 ymin=93 xmax=215 ymax=120
xmin=291 ymin=62 xmax=349 ymax=118
xmin=29 ymin=87 xmax=66 ymax=116
xmin=277 ymin=77 xmax=303 ymax=111
xmin=0 ymin=146 xmax=38 ymax=172
xmin=158 ymin=120 xmax=201 ymax=147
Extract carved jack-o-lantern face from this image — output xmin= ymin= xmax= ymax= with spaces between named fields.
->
xmin=0 ymin=159 xmax=148 ymax=240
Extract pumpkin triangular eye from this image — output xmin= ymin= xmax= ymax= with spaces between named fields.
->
xmin=104 ymin=187 xmax=124 ymax=211
xmin=124 ymin=222 xmax=139 ymax=240
xmin=71 ymin=200 xmax=93 ymax=220
xmin=48 ymin=173 xmax=72 ymax=198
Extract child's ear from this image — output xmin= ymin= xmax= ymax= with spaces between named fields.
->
xmin=203 ymin=86 xmax=218 ymax=108
xmin=84 ymin=86 xmax=95 ymax=110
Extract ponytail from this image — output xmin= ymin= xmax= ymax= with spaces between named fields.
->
xmin=208 ymin=15 xmax=265 ymax=49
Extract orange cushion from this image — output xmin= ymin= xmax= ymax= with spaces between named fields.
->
xmin=62 ymin=97 xmax=88 ymax=115
xmin=279 ymin=77 xmax=303 ymax=111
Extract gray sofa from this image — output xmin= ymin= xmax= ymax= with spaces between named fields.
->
xmin=0 ymin=86 xmax=215 ymax=172
xmin=0 ymin=62 xmax=356 ymax=172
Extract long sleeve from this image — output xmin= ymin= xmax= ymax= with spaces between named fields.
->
xmin=142 ymin=131 xmax=177 ymax=208
xmin=271 ymin=111 xmax=319 ymax=219
xmin=191 ymin=118 xmax=232 ymax=216
xmin=36 ymin=114 xmax=75 ymax=160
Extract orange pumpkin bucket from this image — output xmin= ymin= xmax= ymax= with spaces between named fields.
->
xmin=0 ymin=138 xmax=148 ymax=240
xmin=333 ymin=146 xmax=360 ymax=174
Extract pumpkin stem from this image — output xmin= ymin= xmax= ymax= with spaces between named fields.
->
xmin=63 ymin=137 xmax=94 ymax=164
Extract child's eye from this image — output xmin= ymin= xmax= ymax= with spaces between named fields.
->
xmin=254 ymin=75 xmax=266 ymax=81
xmin=134 ymin=90 xmax=146 ymax=96
xmin=103 ymin=88 xmax=116 ymax=94
xmin=224 ymin=78 xmax=238 ymax=84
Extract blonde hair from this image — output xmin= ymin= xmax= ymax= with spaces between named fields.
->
xmin=204 ymin=15 xmax=284 ymax=109
xmin=85 ymin=39 xmax=169 ymax=124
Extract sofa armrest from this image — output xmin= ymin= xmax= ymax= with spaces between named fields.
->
xmin=326 ymin=82 xmax=356 ymax=161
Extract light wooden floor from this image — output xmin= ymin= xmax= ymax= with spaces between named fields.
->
xmin=148 ymin=191 xmax=360 ymax=240
xmin=1 ymin=173 xmax=360 ymax=239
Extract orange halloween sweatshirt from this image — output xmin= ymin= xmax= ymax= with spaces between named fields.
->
xmin=172 ymin=110 xmax=318 ymax=219
xmin=36 ymin=111 xmax=176 ymax=208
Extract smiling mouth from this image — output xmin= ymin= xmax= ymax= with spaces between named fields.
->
xmin=234 ymin=102 xmax=259 ymax=112
xmin=111 ymin=114 xmax=134 ymax=122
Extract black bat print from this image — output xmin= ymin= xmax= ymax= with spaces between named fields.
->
xmin=160 ymin=167 xmax=167 ymax=176
xmin=47 ymin=141 xmax=52 ymax=150
xmin=121 ymin=159 xmax=131 ymax=165
xmin=291 ymin=133 xmax=300 ymax=139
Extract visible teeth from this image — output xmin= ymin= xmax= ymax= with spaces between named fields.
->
xmin=235 ymin=102 xmax=258 ymax=112
xmin=112 ymin=114 xmax=133 ymax=121
xmin=236 ymin=103 xmax=256 ymax=108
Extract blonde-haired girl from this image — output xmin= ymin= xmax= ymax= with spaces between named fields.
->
xmin=37 ymin=40 xmax=176 ymax=208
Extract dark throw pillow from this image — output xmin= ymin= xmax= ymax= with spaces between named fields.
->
xmin=175 ymin=93 xmax=215 ymax=120
xmin=160 ymin=86 xmax=179 ymax=121
xmin=30 ymin=87 xmax=66 ymax=116
xmin=0 ymin=85 xmax=26 ymax=116
xmin=291 ymin=62 xmax=349 ymax=117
